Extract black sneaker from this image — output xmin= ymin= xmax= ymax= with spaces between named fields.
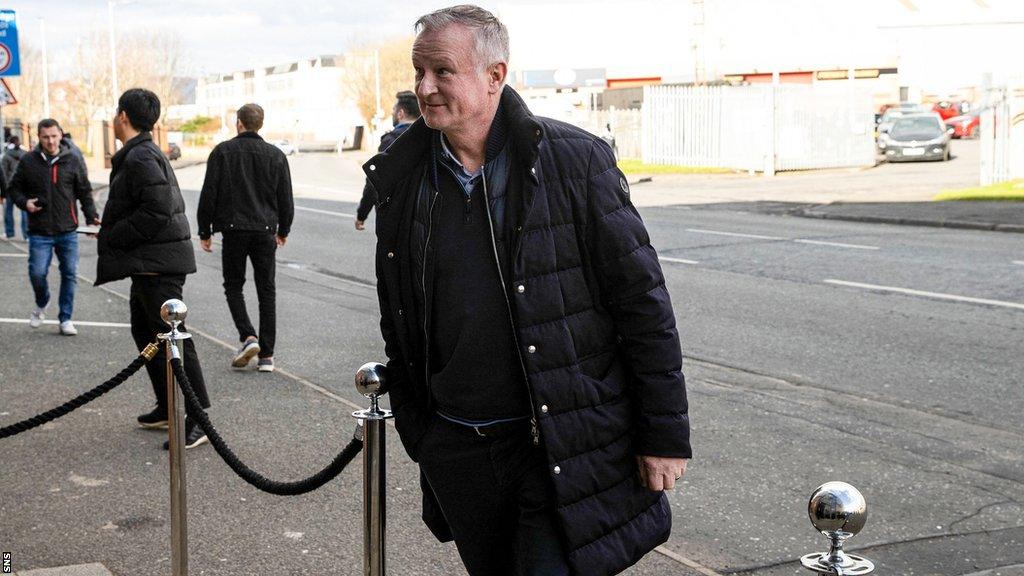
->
xmin=137 ymin=407 xmax=169 ymax=429
xmin=163 ymin=420 xmax=209 ymax=450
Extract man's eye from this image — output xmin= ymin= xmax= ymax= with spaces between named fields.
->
xmin=437 ymin=69 xmax=450 ymax=76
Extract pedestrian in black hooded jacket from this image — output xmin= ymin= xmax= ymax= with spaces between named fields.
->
xmin=96 ymin=88 xmax=211 ymax=450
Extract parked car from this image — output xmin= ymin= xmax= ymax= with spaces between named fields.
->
xmin=165 ymin=142 xmax=181 ymax=161
xmin=931 ymin=100 xmax=970 ymax=121
xmin=945 ymin=111 xmax=980 ymax=139
xmin=273 ymin=140 xmax=296 ymax=155
xmin=878 ymin=113 xmax=952 ymax=162
xmin=876 ymin=103 xmax=928 ymax=138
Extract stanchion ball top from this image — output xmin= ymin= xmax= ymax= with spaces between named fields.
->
xmin=160 ymin=299 xmax=188 ymax=325
xmin=355 ymin=362 xmax=388 ymax=398
xmin=807 ymin=481 xmax=867 ymax=538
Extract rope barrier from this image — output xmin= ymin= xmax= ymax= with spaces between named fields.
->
xmin=170 ymin=358 xmax=363 ymax=496
xmin=0 ymin=343 xmax=160 ymax=439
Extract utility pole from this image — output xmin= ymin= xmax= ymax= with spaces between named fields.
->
xmin=40 ymin=18 xmax=50 ymax=118
xmin=107 ymin=0 xmax=119 ymax=109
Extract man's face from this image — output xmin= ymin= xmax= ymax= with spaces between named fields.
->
xmin=38 ymin=126 xmax=62 ymax=156
xmin=412 ymin=24 xmax=496 ymax=135
xmin=112 ymin=110 xmax=127 ymax=143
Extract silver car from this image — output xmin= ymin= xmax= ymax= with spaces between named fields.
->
xmin=877 ymin=113 xmax=952 ymax=162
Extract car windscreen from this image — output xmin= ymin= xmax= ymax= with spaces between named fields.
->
xmin=890 ymin=117 xmax=943 ymax=140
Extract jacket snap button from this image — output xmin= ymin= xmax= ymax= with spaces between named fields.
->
xmin=531 ymin=167 xmax=536 ymax=174
xmin=387 ymin=252 xmax=395 ymax=259
xmin=369 ymin=164 xmax=376 ymax=171
xmin=527 ymin=345 xmax=536 ymax=354
xmin=398 ymin=309 xmax=404 ymax=315
xmin=517 ymin=284 xmax=525 ymax=294
xmin=540 ymin=404 xmax=548 ymax=414
xmin=553 ymin=465 xmax=561 ymax=475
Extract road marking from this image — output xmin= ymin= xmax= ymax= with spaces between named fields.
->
xmin=659 ymin=256 xmax=699 ymax=265
xmin=654 ymin=546 xmax=724 ymax=576
xmin=686 ymin=228 xmax=783 ymax=240
xmin=0 ymin=318 xmax=131 ymax=328
xmin=294 ymin=205 xmax=356 ymax=219
xmin=793 ymin=239 xmax=879 ymax=250
xmin=1014 ymin=261 xmax=1024 ymax=266
xmin=0 ymin=253 xmax=27 ymax=257
xmin=824 ymin=279 xmax=1024 ymax=311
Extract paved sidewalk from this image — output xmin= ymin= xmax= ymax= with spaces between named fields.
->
xmin=15 ymin=564 xmax=113 ymax=576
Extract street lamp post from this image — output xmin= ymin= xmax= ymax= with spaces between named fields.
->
xmin=39 ymin=18 xmax=50 ymax=118
xmin=107 ymin=0 xmax=119 ymax=110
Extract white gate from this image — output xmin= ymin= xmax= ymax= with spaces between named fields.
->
xmin=642 ymin=84 xmax=875 ymax=173
xmin=980 ymin=84 xmax=1024 ymax=186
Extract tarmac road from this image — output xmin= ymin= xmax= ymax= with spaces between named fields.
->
xmin=1 ymin=153 xmax=1022 ymax=575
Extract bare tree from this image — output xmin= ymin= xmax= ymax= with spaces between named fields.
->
xmin=4 ymin=43 xmax=46 ymax=129
xmin=343 ymin=36 xmax=415 ymax=132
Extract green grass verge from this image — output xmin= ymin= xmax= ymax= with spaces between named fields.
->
xmin=935 ymin=180 xmax=1024 ymax=201
xmin=616 ymin=159 xmax=732 ymax=176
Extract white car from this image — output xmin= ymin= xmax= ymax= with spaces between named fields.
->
xmin=273 ymin=140 xmax=296 ymax=155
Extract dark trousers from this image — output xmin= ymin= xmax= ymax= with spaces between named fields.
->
xmin=221 ymin=231 xmax=277 ymax=357
xmin=418 ymin=416 xmax=570 ymax=576
xmin=129 ymin=274 xmax=211 ymax=415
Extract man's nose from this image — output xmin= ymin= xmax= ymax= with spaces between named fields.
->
xmin=417 ymin=74 xmax=437 ymax=98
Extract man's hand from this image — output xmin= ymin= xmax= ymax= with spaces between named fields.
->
xmin=87 ymin=218 xmax=101 ymax=238
xmin=637 ymin=455 xmax=688 ymax=492
xmin=25 ymin=199 xmax=41 ymax=213
xmin=355 ymin=220 xmax=365 ymax=231
xmin=200 ymin=238 xmax=213 ymax=252
xmin=276 ymin=235 xmax=287 ymax=247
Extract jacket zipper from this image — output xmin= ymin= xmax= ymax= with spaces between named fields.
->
xmin=421 ymin=190 xmax=441 ymax=400
xmin=480 ymin=170 xmax=541 ymax=445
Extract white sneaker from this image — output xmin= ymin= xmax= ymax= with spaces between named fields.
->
xmin=29 ymin=308 xmax=45 ymax=328
xmin=59 ymin=320 xmax=78 ymax=336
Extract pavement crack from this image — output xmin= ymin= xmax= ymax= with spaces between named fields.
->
xmin=947 ymin=500 xmax=1017 ymax=532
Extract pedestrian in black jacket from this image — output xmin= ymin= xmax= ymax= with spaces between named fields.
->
xmin=96 ymin=88 xmax=210 ymax=450
xmin=7 ymin=119 xmax=99 ymax=335
xmin=364 ymin=6 xmax=690 ymax=575
xmin=197 ymin=103 xmax=294 ymax=373
xmin=2 ymin=136 xmax=29 ymax=239
xmin=355 ymin=91 xmax=420 ymax=230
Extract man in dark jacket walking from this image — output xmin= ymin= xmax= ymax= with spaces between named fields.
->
xmin=7 ymin=120 xmax=99 ymax=335
xmin=355 ymin=91 xmax=420 ymax=230
xmin=197 ymin=103 xmax=294 ymax=373
xmin=364 ymin=6 xmax=690 ymax=575
xmin=2 ymin=136 xmax=29 ymax=239
xmin=96 ymin=88 xmax=211 ymax=449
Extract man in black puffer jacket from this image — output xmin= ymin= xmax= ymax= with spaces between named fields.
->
xmin=96 ymin=88 xmax=211 ymax=450
xmin=364 ymin=6 xmax=691 ymax=575
xmin=355 ymin=91 xmax=420 ymax=230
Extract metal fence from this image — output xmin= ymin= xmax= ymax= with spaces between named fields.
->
xmin=641 ymin=84 xmax=876 ymax=173
xmin=979 ymin=83 xmax=1024 ymax=185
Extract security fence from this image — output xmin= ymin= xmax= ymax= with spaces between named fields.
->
xmin=980 ymin=83 xmax=1024 ymax=186
xmin=642 ymin=84 xmax=876 ymax=173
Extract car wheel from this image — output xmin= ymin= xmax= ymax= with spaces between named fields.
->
xmin=943 ymin=148 xmax=950 ymax=162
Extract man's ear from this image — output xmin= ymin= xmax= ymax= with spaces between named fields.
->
xmin=488 ymin=62 xmax=508 ymax=93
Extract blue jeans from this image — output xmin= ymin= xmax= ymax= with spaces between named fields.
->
xmin=28 ymin=231 xmax=79 ymax=322
xmin=4 ymin=199 xmax=29 ymax=239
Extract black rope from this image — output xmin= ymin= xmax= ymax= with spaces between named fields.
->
xmin=1 ymin=349 xmax=155 ymax=439
xmin=171 ymin=357 xmax=363 ymax=496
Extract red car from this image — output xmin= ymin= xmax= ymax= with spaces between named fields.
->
xmin=945 ymin=112 xmax=980 ymax=139
xmin=932 ymin=100 xmax=970 ymax=121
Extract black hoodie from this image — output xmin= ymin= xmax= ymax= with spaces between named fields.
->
xmin=7 ymin=143 xmax=98 ymax=235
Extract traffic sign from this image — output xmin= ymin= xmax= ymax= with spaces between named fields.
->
xmin=0 ymin=78 xmax=16 ymax=105
xmin=0 ymin=10 xmax=21 ymax=76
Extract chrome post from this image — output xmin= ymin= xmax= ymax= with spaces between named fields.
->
xmin=352 ymin=362 xmax=392 ymax=576
xmin=159 ymin=299 xmax=192 ymax=576
xmin=800 ymin=482 xmax=874 ymax=575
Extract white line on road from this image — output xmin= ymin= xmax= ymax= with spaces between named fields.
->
xmin=294 ymin=205 xmax=356 ymax=219
xmin=824 ymin=279 xmax=1024 ymax=311
xmin=0 ymin=318 xmax=131 ymax=328
xmin=686 ymin=228 xmax=783 ymax=240
xmin=0 ymin=253 xmax=27 ymax=257
xmin=1014 ymin=261 xmax=1024 ymax=266
xmin=659 ymin=256 xmax=700 ymax=265
xmin=793 ymin=239 xmax=879 ymax=250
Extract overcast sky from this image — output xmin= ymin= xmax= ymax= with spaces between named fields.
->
xmin=5 ymin=0 xmax=629 ymax=78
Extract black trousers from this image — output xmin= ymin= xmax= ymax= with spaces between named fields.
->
xmin=129 ymin=274 xmax=211 ymax=415
xmin=417 ymin=416 xmax=570 ymax=576
xmin=221 ymin=231 xmax=277 ymax=357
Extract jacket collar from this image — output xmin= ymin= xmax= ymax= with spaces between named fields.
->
xmin=236 ymin=131 xmax=263 ymax=141
xmin=111 ymin=132 xmax=152 ymax=172
xmin=364 ymin=85 xmax=543 ymax=197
